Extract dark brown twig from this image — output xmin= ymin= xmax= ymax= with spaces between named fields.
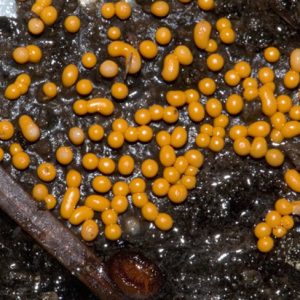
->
xmin=124 ymin=52 xmax=133 ymax=80
xmin=0 ymin=167 xmax=124 ymax=300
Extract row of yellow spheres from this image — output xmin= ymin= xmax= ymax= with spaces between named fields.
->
xmin=29 ymin=0 xmax=153 ymax=36
xmin=31 ymin=0 xmax=215 ymax=27
xmin=28 ymin=0 xmax=214 ymax=45
xmin=0 ymin=121 xmax=202 ymax=195
xmin=254 ymin=199 xmax=298 ymax=253
xmin=101 ymin=0 xmax=216 ymax=20
xmin=70 ymin=94 xmax=300 ymax=169
xmin=117 ymin=87 xmax=298 ymax=165
xmin=70 ymin=79 xmax=299 ymax=156
xmin=70 ymin=145 xmax=201 ymax=206
xmin=27 ymin=0 xmax=214 ymax=37
xmin=29 ymin=0 xmax=166 ymax=36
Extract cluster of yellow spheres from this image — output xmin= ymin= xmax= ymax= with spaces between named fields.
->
xmin=10 ymin=143 xmax=31 ymax=171
xmin=0 ymin=142 xmax=31 ymax=174
xmin=57 ymin=171 xmax=100 ymax=240
xmin=5 ymin=73 xmax=31 ymax=100
xmin=255 ymin=199 xmax=295 ymax=252
xmin=128 ymin=178 xmax=173 ymax=231
xmin=193 ymin=17 xmax=235 ymax=54
xmin=227 ymin=122 xmax=285 ymax=166
xmin=29 ymin=0 xmax=58 ymax=35
xmin=152 ymin=142 xmax=203 ymax=204
xmin=32 ymin=183 xmax=57 ymax=210
xmin=196 ymin=123 xmax=225 ymax=152
xmin=81 ymin=153 xmax=136 ymax=176
xmin=3 ymin=0 xmax=300 ymax=249
xmin=49 ymin=165 xmax=173 ymax=241
xmin=161 ymin=45 xmax=193 ymax=81
xmin=12 ymin=45 xmax=42 ymax=64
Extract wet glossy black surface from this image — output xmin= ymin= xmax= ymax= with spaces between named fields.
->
xmin=1 ymin=0 xmax=300 ymax=299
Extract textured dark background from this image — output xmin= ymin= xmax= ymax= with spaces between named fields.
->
xmin=1 ymin=0 xmax=300 ymax=299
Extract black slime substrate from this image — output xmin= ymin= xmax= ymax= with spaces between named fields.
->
xmin=1 ymin=0 xmax=300 ymax=299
